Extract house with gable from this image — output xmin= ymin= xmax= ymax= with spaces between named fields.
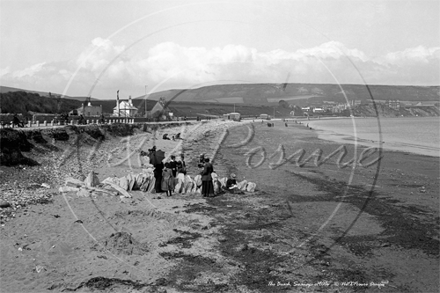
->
xmin=112 ymin=91 xmax=138 ymax=117
xmin=148 ymin=97 xmax=172 ymax=121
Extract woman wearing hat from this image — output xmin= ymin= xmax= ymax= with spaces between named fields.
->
xmin=200 ymin=157 xmax=214 ymax=197
xmin=198 ymin=153 xmax=206 ymax=169
xmin=176 ymin=154 xmax=187 ymax=175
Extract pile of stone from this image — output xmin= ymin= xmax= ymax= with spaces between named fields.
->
xmin=0 ymin=183 xmax=54 ymax=225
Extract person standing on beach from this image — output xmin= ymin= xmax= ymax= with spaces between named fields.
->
xmin=177 ymin=154 xmax=187 ymax=175
xmin=200 ymin=158 xmax=214 ymax=197
xmin=169 ymin=155 xmax=177 ymax=177
xmin=161 ymin=163 xmax=175 ymax=197
xmin=153 ymin=162 xmax=164 ymax=193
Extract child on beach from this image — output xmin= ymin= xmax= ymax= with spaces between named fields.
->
xmin=225 ymin=173 xmax=238 ymax=193
xmin=161 ymin=162 xmax=175 ymax=197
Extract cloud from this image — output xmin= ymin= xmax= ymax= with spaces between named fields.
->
xmin=1 ymin=39 xmax=438 ymax=98
xmin=1 ymin=61 xmax=72 ymax=93
xmin=297 ymin=41 xmax=369 ymax=62
xmin=11 ymin=62 xmax=46 ymax=78
xmin=140 ymin=41 xmax=386 ymax=86
xmin=0 ymin=66 xmax=11 ymax=77
xmin=381 ymin=46 xmax=440 ymax=65
xmin=76 ymin=37 xmax=126 ymax=75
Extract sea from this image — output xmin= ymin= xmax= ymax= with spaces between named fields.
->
xmin=307 ymin=117 xmax=440 ymax=157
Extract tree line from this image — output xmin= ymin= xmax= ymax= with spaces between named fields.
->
xmin=0 ymin=91 xmax=81 ymax=114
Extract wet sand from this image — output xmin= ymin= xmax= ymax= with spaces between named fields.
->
xmin=307 ymin=117 xmax=440 ymax=158
xmin=0 ymin=120 xmax=438 ymax=292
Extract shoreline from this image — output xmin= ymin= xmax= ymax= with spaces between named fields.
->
xmin=306 ymin=116 xmax=440 ymax=158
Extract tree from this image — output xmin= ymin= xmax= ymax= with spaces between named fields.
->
xmin=278 ymin=100 xmax=290 ymax=109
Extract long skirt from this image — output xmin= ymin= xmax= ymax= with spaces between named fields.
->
xmin=161 ymin=176 xmax=175 ymax=191
xmin=154 ymin=174 xmax=163 ymax=193
xmin=201 ymin=180 xmax=214 ymax=197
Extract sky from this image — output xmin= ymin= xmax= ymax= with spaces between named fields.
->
xmin=0 ymin=0 xmax=439 ymax=99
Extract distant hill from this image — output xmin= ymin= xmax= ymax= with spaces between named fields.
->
xmin=2 ymin=83 xmax=438 ymax=117
xmin=133 ymin=83 xmax=440 ymax=107
xmin=0 ymin=91 xmax=82 ymax=114
xmin=0 ymin=86 xmax=98 ymax=102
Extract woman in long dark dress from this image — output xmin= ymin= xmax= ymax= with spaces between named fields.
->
xmin=200 ymin=158 xmax=214 ymax=197
xmin=153 ymin=162 xmax=164 ymax=193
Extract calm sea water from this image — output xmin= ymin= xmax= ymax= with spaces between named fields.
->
xmin=307 ymin=117 xmax=440 ymax=157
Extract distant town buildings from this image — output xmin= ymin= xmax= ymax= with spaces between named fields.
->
xmin=312 ymin=107 xmax=324 ymax=113
xmin=350 ymin=100 xmax=362 ymax=106
xmin=386 ymin=99 xmax=401 ymax=110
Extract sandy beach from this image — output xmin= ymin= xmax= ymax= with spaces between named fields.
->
xmin=0 ymin=120 xmax=439 ymax=292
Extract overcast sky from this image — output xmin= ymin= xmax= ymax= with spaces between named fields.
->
xmin=0 ymin=0 xmax=439 ymax=99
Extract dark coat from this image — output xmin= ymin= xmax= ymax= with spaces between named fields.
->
xmin=226 ymin=178 xmax=237 ymax=189
xmin=200 ymin=162 xmax=214 ymax=181
xmin=176 ymin=160 xmax=186 ymax=174
xmin=169 ymin=160 xmax=177 ymax=177
xmin=153 ymin=163 xmax=164 ymax=178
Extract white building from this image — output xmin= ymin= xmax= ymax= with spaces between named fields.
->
xmin=112 ymin=93 xmax=138 ymax=117
xmin=313 ymin=107 xmax=324 ymax=113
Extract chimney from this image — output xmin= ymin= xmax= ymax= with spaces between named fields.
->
xmin=117 ymin=90 xmax=120 ymax=117
xmin=129 ymin=95 xmax=132 ymax=106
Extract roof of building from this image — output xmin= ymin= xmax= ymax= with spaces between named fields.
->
xmin=149 ymin=99 xmax=170 ymax=114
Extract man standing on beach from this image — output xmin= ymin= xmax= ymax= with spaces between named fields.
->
xmin=200 ymin=158 xmax=214 ymax=197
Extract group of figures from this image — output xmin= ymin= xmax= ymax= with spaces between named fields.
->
xmin=149 ymin=146 xmax=187 ymax=197
xmin=197 ymin=154 xmax=215 ymax=197
xmin=149 ymin=148 xmax=240 ymax=198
